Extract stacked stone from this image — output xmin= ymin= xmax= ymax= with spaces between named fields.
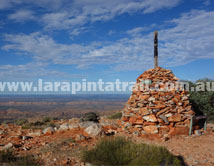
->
xmin=122 ymin=67 xmax=195 ymax=137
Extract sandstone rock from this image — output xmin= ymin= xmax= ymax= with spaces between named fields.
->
xmin=68 ymin=124 xmax=79 ymax=130
xmin=43 ymin=127 xmax=54 ymax=135
xmin=79 ymin=121 xmax=97 ymax=129
xmin=143 ymin=126 xmax=158 ymax=134
xmin=148 ymin=97 xmax=155 ymax=102
xmin=59 ymin=124 xmax=69 ymax=131
xmin=168 ymin=126 xmax=189 ymax=136
xmin=139 ymin=108 xmax=150 ymax=115
xmin=143 ymin=114 xmax=157 ymax=122
xmin=168 ymin=114 xmax=182 ymax=122
xmin=159 ymin=126 xmax=170 ymax=135
xmin=165 ymin=113 xmax=173 ymax=117
xmin=84 ymin=123 xmax=102 ymax=137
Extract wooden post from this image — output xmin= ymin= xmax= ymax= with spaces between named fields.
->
xmin=154 ymin=31 xmax=158 ymax=68
xmin=189 ymin=116 xmax=194 ymax=136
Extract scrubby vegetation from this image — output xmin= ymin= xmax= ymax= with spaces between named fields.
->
xmin=15 ymin=118 xmax=28 ymax=126
xmin=188 ymin=78 xmax=214 ymax=123
xmin=80 ymin=112 xmax=99 ymax=122
xmin=0 ymin=150 xmax=41 ymax=166
xmin=108 ymin=112 xmax=122 ymax=119
xmin=21 ymin=118 xmax=58 ymax=130
xmin=42 ymin=116 xmax=52 ymax=123
xmin=82 ymin=137 xmax=185 ymax=166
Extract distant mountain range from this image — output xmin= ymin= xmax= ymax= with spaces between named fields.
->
xmin=0 ymin=94 xmax=129 ymax=123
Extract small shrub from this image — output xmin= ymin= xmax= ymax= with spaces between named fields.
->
xmin=82 ymin=137 xmax=186 ymax=166
xmin=47 ymin=122 xmax=56 ymax=128
xmin=0 ymin=150 xmax=41 ymax=166
xmin=33 ymin=121 xmax=45 ymax=126
xmin=0 ymin=150 xmax=15 ymax=163
xmin=108 ymin=112 xmax=122 ymax=119
xmin=21 ymin=121 xmax=45 ymax=130
xmin=2 ymin=120 xmax=12 ymax=124
xmin=15 ymin=118 xmax=28 ymax=126
xmin=80 ymin=112 xmax=99 ymax=122
xmin=42 ymin=117 xmax=52 ymax=123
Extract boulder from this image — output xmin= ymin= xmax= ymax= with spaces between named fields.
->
xmin=79 ymin=121 xmax=97 ymax=129
xmin=59 ymin=124 xmax=69 ymax=131
xmin=84 ymin=123 xmax=102 ymax=137
xmin=68 ymin=124 xmax=79 ymax=130
xmin=43 ymin=127 xmax=54 ymax=135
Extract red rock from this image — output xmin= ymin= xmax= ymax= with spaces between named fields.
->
xmin=133 ymin=120 xmax=144 ymax=125
xmin=156 ymin=108 xmax=169 ymax=116
xmin=129 ymin=117 xmax=137 ymax=124
xmin=122 ymin=117 xmax=129 ymax=122
xmin=184 ymin=110 xmax=195 ymax=115
xmin=168 ymin=126 xmax=189 ymax=136
xmin=139 ymin=108 xmax=149 ymax=116
xmin=143 ymin=122 xmax=157 ymax=126
xmin=140 ymin=95 xmax=150 ymax=100
xmin=148 ymin=105 xmax=166 ymax=109
xmin=168 ymin=114 xmax=182 ymax=122
xmin=159 ymin=126 xmax=170 ymax=135
xmin=143 ymin=125 xmax=158 ymax=134
xmin=129 ymin=127 xmax=140 ymax=133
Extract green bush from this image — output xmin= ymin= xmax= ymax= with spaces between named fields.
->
xmin=82 ymin=137 xmax=185 ymax=166
xmin=42 ymin=117 xmax=52 ymax=123
xmin=188 ymin=78 xmax=214 ymax=123
xmin=80 ymin=112 xmax=99 ymax=122
xmin=0 ymin=150 xmax=41 ymax=166
xmin=21 ymin=121 xmax=45 ymax=130
xmin=108 ymin=112 xmax=122 ymax=119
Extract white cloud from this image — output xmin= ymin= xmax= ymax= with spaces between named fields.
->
xmin=40 ymin=0 xmax=180 ymax=30
xmin=0 ymin=0 xmax=181 ymax=35
xmin=126 ymin=24 xmax=156 ymax=36
xmin=8 ymin=9 xmax=36 ymax=22
xmin=0 ymin=0 xmax=67 ymax=10
xmin=2 ymin=9 xmax=214 ymax=74
xmin=0 ymin=62 xmax=83 ymax=80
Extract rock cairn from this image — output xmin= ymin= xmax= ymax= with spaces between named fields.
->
xmin=122 ymin=67 xmax=195 ymax=137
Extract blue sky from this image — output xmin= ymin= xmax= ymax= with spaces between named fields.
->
xmin=0 ymin=0 xmax=214 ymax=84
